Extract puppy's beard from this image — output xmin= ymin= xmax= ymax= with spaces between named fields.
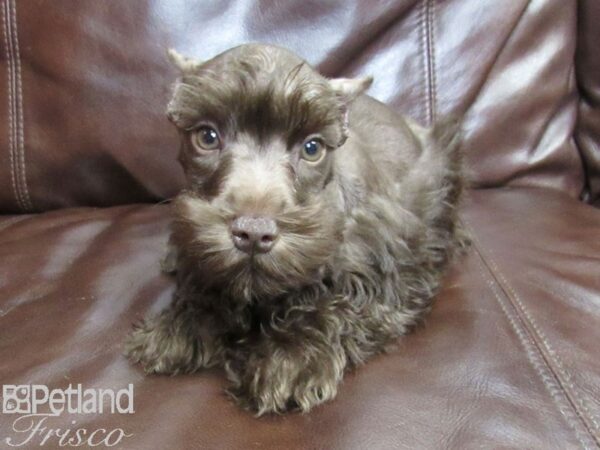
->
xmin=172 ymin=193 xmax=342 ymax=301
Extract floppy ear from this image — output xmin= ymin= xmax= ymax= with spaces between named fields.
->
xmin=167 ymin=48 xmax=204 ymax=73
xmin=329 ymin=76 xmax=374 ymax=102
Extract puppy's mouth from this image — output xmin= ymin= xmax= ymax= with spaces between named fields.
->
xmin=174 ymin=192 xmax=342 ymax=298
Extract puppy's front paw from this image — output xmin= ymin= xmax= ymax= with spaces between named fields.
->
xmin=124 ymin=319 xmax=194 ymax=375
xmin=225 ymin=347 xmax=345 ymax=415
xmin=160 ymin=241 xmax=178 ymax=274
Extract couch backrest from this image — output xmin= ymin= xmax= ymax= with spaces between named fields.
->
xmin=0 ymin=0 xmax=590 ymax=213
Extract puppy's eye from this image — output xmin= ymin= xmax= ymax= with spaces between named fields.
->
xmin=301 ymin=139 xmax=325 ymax=163
xmin=193 ymin=126 xmax=221 ymax=151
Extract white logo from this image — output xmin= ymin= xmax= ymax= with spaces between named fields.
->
xmin=2 ymin=385 xmax=30 ymax=414
xmin=1 ymin=384 xmax=134 ymax=447
xmin=2 ymin=384 xmax=134 ymax=415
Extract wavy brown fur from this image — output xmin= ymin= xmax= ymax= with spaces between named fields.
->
xmin=125 ymin=44 xmax=467 ymax=415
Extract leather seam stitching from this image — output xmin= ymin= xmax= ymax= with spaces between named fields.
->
xmin=10 ymin=0 xmax=31 ymax=211
xmin=427 ymin=0 xmax=437 ymax=124
xmin=471 ymin=242 xmax=595 ymax=449
xmin=465 ymin=218 xmax=599 ymax=448
xmin=419 ymin=0 xmax=436 ymax=126
xmin=1 ymin=0 xmax=22 ymax=211
xmin=474 ymin=231 xmax=600 ymax=438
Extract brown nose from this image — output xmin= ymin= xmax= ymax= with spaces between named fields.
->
xmin=231 ymin=216 xmax=279 ymax=254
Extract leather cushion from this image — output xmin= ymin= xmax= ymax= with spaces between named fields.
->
xmin=1 ymin=187 xmax=598 ymax=448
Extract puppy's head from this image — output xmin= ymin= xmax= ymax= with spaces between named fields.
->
xmin=167 ymin=44 xmax=371 ymax=300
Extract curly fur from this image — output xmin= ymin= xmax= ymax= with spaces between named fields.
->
xmin=125 ymin=44 xmax=467 ymax=415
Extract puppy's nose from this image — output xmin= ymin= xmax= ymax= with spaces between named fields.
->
xmin=231 ymin=216 xmax=279 ymax=254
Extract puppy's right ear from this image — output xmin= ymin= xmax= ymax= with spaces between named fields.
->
xmin=167 ymin=48 xmax=204 ymax=73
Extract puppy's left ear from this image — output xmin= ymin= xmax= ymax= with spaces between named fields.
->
xmin=167 ymin=48 xmax=204 ymax=73
xmin=329 ymin=76 xmax=373 ymax=146
xmin=329 ymin=76 xmax=374 ymax=102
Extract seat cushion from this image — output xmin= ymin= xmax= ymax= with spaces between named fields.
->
xmin=0 ymin=187 xmax=598 ymax=448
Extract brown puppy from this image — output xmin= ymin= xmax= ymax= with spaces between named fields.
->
xmin=125 ymin=43 xmax=466 ymax=415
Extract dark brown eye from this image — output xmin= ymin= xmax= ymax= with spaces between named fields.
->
xmin=193 ymin=126 xmax=220 ymax=150
xmin=301 ymin=138 xmax=325 ymax=163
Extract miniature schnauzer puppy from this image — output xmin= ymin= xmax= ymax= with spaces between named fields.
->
xmin=125 ymin=43 xmax=465 ymax=415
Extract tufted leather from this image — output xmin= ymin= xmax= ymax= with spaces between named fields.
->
xmin=0 ymin=0 xmax=599 ymax=448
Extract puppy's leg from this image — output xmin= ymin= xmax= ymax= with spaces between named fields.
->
xmin=225 ymin=297 xmax=354 ymax=415
xmin=125 ymin=296 xmax=223 ymax=375
xmin=160 ymin=237 xmax=178 ymax=274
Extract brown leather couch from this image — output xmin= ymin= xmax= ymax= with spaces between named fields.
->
xmin=1 ymin=1 xmax=599 ymax=448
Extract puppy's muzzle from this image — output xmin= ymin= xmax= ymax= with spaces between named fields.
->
xmin=231 ymin=216 xmax=279 ymax=254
